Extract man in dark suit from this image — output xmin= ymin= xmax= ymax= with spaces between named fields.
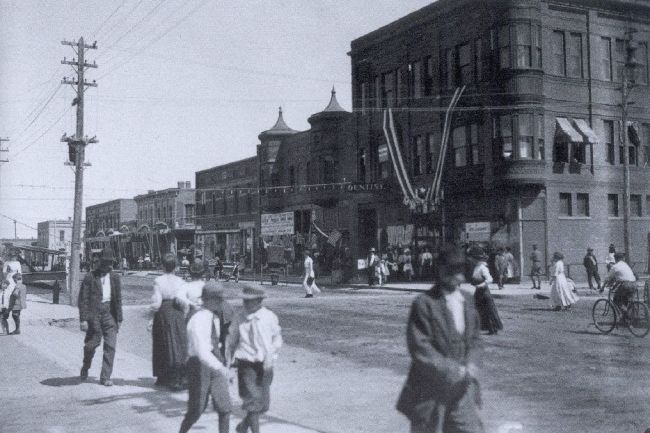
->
xmin=78 ymin=248 xmax=123 ymax=386
xmin=582 ymin=247 xmax=601 ymax=291
xmin=397 ymin=245 xmax=483 ymax=433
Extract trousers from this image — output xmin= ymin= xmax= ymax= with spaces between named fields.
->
xmin=82 ymin=303 xmax=118 ymax=382
xmin=410 ymin=382 xmax=484 ymax=433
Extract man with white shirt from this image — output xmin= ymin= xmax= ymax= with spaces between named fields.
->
xmin=605 ymin=252 xmax=637 ymax=311
xmin=397 ymin=245 xmax=483 ymax=433
xmin=178 ymin=282 xmax=234 ymax=433
xmin=302 ymin=249 xmax=321 ymax=298
xmin=229 ymin=285 xmax=282 ymax=433
xmin=78 ymin=248 xmax=123 ymax=386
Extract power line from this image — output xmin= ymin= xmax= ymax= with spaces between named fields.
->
xmin=92 ymin=0 xmax=129 ymax=39
xmin=14 ymin=84 xmax=62 ymax=138
xmin=11 ymin=106 xmax=72 ymax=159
xmin=100 ymin=0 xmax=168 ymax=56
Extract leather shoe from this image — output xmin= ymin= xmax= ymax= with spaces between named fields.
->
xmin=100 ymin=379 xmax=113 ymax=387
xmin=304 ymin=294 xmax=313 ymax=298
xmin=235 ymin=422 xmax=248 ymax=433
xmin=80 ymin=367 xmax=89 ymax=381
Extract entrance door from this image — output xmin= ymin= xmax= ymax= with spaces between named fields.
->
xmin=358 ymin=208 xmax=377 ymax=256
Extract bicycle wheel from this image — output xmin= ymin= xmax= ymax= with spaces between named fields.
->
xmin=592 ymin=299 xmax=617 ymax=334
xmin=627 ymin=301 xmax=650 ymax=338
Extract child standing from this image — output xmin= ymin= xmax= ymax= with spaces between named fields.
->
xmin=8 ymin=273 xmax=26 ymax=335
xmin=0 ymin=280 xmax=10 ymax=335
xmin=229 ymin=285 xmax=283 ymax=433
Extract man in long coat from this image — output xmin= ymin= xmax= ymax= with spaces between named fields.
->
xmin=78 ymin=248 xmax=123 ymax=386
xmin=397 ymin=245 xmax=483 ymax=433
xmin=582 ymin=247 xmax=601 ymax=291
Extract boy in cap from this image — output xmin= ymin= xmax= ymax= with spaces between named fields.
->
xmin=179 ymin=281 xmax=235 ymax=433
xmin=229 ymin=285 xmax=283 ymax=433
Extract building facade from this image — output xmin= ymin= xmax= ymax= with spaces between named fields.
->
xmin=85 ymin=199 xmax=137 ymax=237
xmin=133 ymin=181 xmax=196 ymax=262
xmin=37 ymin=219 xmax=85 ymax=255
xmin=195 ymin=157 xmax=258 ymax=267
xmin=348 ymin=0 xmax=650 ymax=278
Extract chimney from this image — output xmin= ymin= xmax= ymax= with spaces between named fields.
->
xmin=185 ymin=181 xmax=191 ymax=189
xmin=178 ymin=181 xmax=185 ymax=189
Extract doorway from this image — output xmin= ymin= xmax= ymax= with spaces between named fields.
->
xmin=358 ymin=208 xmax=377 ymax=256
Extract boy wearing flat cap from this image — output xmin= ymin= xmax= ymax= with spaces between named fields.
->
xmin=229 ymin=285 xmax=282 ymax=433
xmin=179 ymin=281 xmax=235 ymax=433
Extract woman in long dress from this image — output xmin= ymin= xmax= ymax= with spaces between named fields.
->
xmin=549 ymin=252 xmax=578 ymax=311
xmin=148 ymin=253 xmax=188 ymax=390
xmin=470 ymin=247 xmax=503 ymax=335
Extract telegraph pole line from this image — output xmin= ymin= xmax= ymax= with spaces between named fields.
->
xmin=0 ymin=138 xmax=9 ymax=233
xmin=61 ymin=37 xmax=98 ymax=306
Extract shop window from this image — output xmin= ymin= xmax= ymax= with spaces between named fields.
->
xmin=600 ymin=37 xmax=612 ymax=81
xmin=457 ymin=42 xmax=472 ymax=84
xmin=559 ymin=193 xmax=572 ymax=216
xmin=499 ymin=25 xmax=510 ymax=69
xmin=608 ymin=194 xmax=619 ymax=217
xmin=603 ymin=120 xmax=615 ymax=164
xmin=631 ymin=194 xmax=642 ymax=217
xmin=576 ymin=193 xmax=589 ymax=216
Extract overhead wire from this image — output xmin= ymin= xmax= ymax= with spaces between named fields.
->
xmin=99 ymin=0 xmax=168 ymax=56
xmin=11 ymin=106 xmax=72 ymax=159
xmin=91 ymin=0 xmax=129 ymax=40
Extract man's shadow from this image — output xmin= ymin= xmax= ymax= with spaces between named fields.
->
xmin=40 ymin=376 xmax=188 ymax=419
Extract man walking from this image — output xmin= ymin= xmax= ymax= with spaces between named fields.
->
xmin=529 ymin=244 xmax=543 ymax=290
xmin=302 ymin=249 xmax=321 ymax=298
xmin=367 ymin=248 xmax=379 ymax=286
xmin=582 ymin=247 xmax=601 ymax=292
xmin=78 ymin=248 xmax=123 ymax=386
xmin=178 ymin=282 xmax=234 ymax=433
xmin=397 ymin=245 xmax=483 ymax=433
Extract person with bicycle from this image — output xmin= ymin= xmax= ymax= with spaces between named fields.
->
xmin=604 ymin=252 xmax=637 ymax=313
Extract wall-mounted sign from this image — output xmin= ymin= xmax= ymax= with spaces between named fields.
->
xmin=465 ymin=222 xmax=491 ymax=242
xmin=261 ymin=212 xmax=294 ymax=236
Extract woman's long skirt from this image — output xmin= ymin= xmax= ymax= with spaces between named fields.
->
xmin=152 ymin=299 xmax=188 ymax=383
xmin=474 ymin=286 xmax=503 ymax=333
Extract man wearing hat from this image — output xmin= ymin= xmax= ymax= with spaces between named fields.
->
xmin=229 ymin=285 xmax=282 ymax=433
xmin=78 ymin=247 xmax=123 ymax=386
xmin=178 ymin=281 xmax=234 ymax=433
xmin=397 ymin=245 xmax=483 ymax=433
xmin=582 ymin=247 xmax=601 ymax=292
xmin=367 ymin=247 xmax=379 ymax=286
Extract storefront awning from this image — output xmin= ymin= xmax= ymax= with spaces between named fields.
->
xmin=555 ymin=118 xmax=583 ymax=143
xmin=571 ymin=119 xmax=599 ymax=144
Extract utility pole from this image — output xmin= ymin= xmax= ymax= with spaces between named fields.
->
xmin=61 ymin=37 xmax=98 ymax=306
xmin=620 ymin=28 xmax=639 ymax=263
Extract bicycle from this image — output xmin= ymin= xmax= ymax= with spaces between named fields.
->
xmin=592 ymin=281 xmax=650 ymax=338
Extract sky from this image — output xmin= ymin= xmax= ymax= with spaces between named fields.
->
xmin=0 ymin=0 xmax=435 ymax=239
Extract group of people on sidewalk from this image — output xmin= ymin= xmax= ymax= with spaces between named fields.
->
xmin=1 ymin=249 xmax=27 ymax=335
xmin=77 ymin=247 xmax=283 ymax=433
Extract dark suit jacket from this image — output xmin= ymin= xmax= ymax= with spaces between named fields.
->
xmin=583 ymin=254 xmax=599 ymax=272
xmin=78 ymin=270 xmax=123 ymax=325
xmin=396 ymin=287 xmax=481 ymax=426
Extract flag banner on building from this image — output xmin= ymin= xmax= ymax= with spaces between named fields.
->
xmin=327 ymin=229 xmax=342 ymax=246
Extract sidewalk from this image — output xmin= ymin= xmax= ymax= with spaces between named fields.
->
xmin=1 ymin=295 xmax=328 ymax=433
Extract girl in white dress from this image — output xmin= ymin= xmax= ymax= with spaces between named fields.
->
xmin=549 ymin=252 xmax=578 ymax=310
xmin=2 ymin=250 xmax=22 ymax=309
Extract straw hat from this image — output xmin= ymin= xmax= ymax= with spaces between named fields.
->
xmin=241 ymin=285 xmax=266 ymax=300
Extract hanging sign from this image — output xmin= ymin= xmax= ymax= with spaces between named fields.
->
xmin=465 ymin=222 xmax=491 ymax=242
xmin=261 ymin=212 xmax=294 ymax=236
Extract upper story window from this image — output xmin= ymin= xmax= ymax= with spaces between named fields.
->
xmin=360 ymin=82 xmax=369 ymax=114
xmin=603 ymin=120 xmax=615 ymax=164
xmin=452 ymin=123 xmax=481 ymax=167
xmin=499 ymin=22 xmax=542 ymax=70
xmin=643 ymin=124 xmax=650 ymax=166
xmin=383 ymin=71 xmax=395 ymax=107
xmin=458 ymin=42 xmax=472 ymax=85
xmin=412 ymin=135 xmax=426 ymax=175
xmin=289 ymin=166 xmax=296 ymax=186
xmin=323 ymin=158 xmax=336 ymax=183
xmin=494 ymin=113 xmax=545 ymax=161
xmin=474 ymin=38 xmax=483 ymax=82
xmin=358 ymin=149 xmax=366 ymax=182
xmin=600 ymin=37 xmax=613 ymax=80
xmin=374 ymin=75 xmax=382 ymax=108
xmin=445 ymin=48 xmax=454 ymax=89
xmin=424 ymin=57 xmax=434 ymax=96
xmin=637 ymin=42 xmax=648 ymax=85
xmin=378 ymin=143 xmax=390 ymax=179
xmin=554 ymin=118 xmax=592 ymax=165
xmin=411 ymin=61 xmax=423 ymax=99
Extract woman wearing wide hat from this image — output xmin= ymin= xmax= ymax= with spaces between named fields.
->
xmin=149 ymin=253 xmax=188 ymax=390
xmin=470 ymin=246 xmax=503 ymax=335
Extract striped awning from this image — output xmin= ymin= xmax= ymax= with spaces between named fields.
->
xmin=555 ymin=118 xmax=583 ymax=143
xmin=378 ymin=144 xmax=389 ymax=163
xmin=572 ymin=119 xmax=599 ymax=144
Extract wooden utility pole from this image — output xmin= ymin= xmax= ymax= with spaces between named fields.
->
xmin=0 ymin=138 xmax=9 ymax=215
xmin=61 ymin=37 xmax=97 ymax=306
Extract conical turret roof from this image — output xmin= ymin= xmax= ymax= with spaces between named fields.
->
xmin=322 ymin=86 xmax=347 ymax=112
xmin=261 ymin=107 xmax=297 ymax=136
